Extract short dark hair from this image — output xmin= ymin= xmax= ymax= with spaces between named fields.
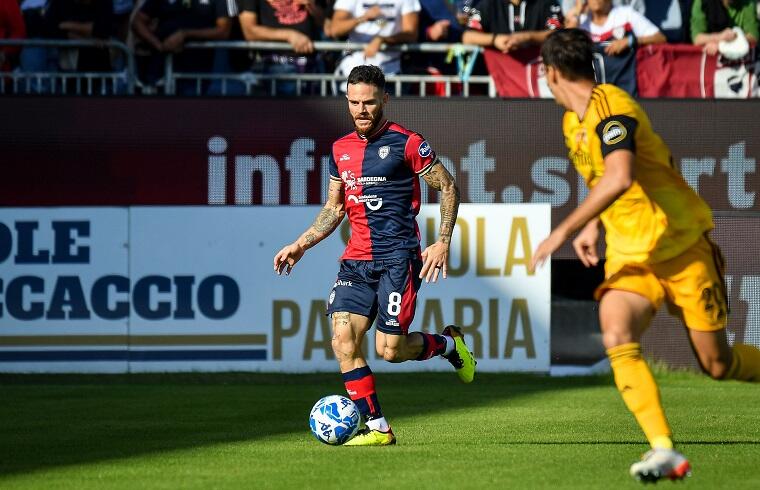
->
xmin=347 ymin=65 xmax=386 ymax=92
xmin=541 ymin=29 xmax=596 ymax=82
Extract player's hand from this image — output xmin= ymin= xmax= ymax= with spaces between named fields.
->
xmin=573 ymin=220 xmax=600 ymax=268
xmin=273 ymin=242 xmax=305 ymax=276
xmin=364 ymin=36 xmax=383 ymax=58
xmin=529 ymin=229 xmax=567 ymax=274
xmin=162 ymin=30 xmax=186 ymax=53
xmin=288 ymin=31 xmax=314 ymax=54
xmin=420 ymin=240 xmax=449 ymax=283
xmin=605 ymin=38 xmax=629 ymax=55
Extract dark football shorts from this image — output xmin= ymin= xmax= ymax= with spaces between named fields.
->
xmin=326 ymin=257 xmax=423 ymax=335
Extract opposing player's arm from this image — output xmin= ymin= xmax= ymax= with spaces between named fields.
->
xmin=273 ymin=179 xmax=345 ymax=275
xmin=419 ymin=160 xmax=460 ymax=282
xmin=530 ymin=114 xmax=638 ymax=272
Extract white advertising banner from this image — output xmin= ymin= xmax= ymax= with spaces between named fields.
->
xmin=0 ymin=208 xmax=129 ymax=373
xmin=0 ymin=205 xmax=550 ymax=373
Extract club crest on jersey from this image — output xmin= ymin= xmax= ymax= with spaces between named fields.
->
xmin=341 ymin=170 xmax=357 ymax=191
xmin=602 ymin=121 xmax=627 ymax=145
xmin=378 ymin=146 xmax=390 ymax=159
xmin=418 ymin=141 xmax=432 ymax=158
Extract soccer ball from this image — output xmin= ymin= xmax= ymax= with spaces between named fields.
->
xmin=309 ymin=395 xmax=360 ymax=445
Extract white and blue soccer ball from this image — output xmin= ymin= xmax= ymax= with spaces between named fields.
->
xmin=309 ymin=395 xmax=360 ymax=445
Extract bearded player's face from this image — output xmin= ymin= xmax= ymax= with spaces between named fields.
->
xmin=346 ymin=82 xmax=388 ymax=136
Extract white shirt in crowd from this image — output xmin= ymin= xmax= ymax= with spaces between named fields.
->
xmin=333 ymin=0 xmax=421 ymax=77
xmin=561 ymin=0 xmax=645 ymax=16
xmin=579 ymin=6 xmax=660 ymax=42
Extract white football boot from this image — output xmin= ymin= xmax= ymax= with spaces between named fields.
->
xmin=629 ymin=448 xmax=691 ymax=483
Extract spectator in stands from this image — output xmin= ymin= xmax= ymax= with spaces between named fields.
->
xmin=565 ymin=0 xmax=666 ymax=55
xmin=420 ymin=0 xmax=464 ymax=43
xmin=237 ymin=0 xmax=326 ymax=93
xmin=564 ymin=1 xmax=691 ymax=42
xmin=44 ymin=0 xmax=115 ymax=72
xmin=691 ymin=0 xmax=758 ymax=55
xmin=562 ymin=0 xmax=643 ymax=16
xmin=401 ymin=0 xmax=466 ymax=93
xmin=113 ymin=0 xmax=133 ymax=42
xmin=131 ymin=0 xmax=236 ymax=92
xmin=330 ymin=0 xmax=420 ymax=80
xmin=461 ymin=0 xmax=563 ymax=53
xmin=0 ymin=0 xmax=26 ymax=72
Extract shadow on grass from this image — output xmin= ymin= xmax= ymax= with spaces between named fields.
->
xmin=0 ymin=372 xmax=615 ymax=477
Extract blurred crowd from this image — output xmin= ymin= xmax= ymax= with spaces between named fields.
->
xmin=1 ymin=0 xmax=758 ymax=94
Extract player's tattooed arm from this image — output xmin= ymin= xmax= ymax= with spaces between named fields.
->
xmin=422 ymin=161 xmax=460 ymax=244
xmin=274 ymin=180 xmax=345 ymax=275
xmin=298 ymin=178 xmax=346 ymax=251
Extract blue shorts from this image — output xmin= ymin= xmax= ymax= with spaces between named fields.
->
xmin=326 ymin=257 xmax=423 ymax=335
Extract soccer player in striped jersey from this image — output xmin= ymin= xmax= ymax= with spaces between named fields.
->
xmin=273 ymin=64 xmax=476 ymax=446
xmin=531 ymin=28 xmax=760 ymax=482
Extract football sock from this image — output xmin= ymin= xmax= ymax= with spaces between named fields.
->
xmin=725 ymin=343 xmax=760 ymax=382
xmin=414 ymin=333 xmax=448 ymax=360
xmin=443 ymin=335 xmax=455 ymax=356
xmin=342 ymin=366 xmax=383 ymax=420
xmin=366 ymin=417 xmax=390 ymax=432
xmin=607 ymin=343 xmax=672 ymax=449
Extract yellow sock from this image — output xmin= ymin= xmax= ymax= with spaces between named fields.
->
xmin=725 ymin=344 xmax=760 ymax=382
xmin=607 ymin=343 xmax=672 ymax=449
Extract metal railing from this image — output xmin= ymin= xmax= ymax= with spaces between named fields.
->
xmin=0 ymin=39 xmax=135 ymax=95
xmin=171 ymin=40 xmax=492 ymax=97
xmin=1 ymin=39 xmax=493 ymax=97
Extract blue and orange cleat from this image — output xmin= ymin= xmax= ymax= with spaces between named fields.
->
xmin=442 ymin=325 xmax=476 ymax=383
xmin=343 ymin=427 xmax=396 ymax=446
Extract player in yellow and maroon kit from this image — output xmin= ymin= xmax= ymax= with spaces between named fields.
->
xmin=530 ymin=28 xmax=760 ymax=483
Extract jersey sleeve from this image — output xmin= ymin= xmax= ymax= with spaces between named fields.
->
xmin=333 ymin=0 xmax=356 ymax=14
xmin=401 ymin=0 xmax=421 ymax=16
xmin=216 ymin=0 xmax=235 ymax=18
xmin=405 ymin=133 xmax=437 ymax=175
xmin=629 ymin=8 xmax=660 ymax=37
xmin=329 ymin=150 xmax=341 ymax=181
xmin=595 ymin=115 xmax=639 ymax=158
xmin=467 ymin=0 xmax=489 ymax=32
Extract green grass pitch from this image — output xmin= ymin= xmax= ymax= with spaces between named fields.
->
xmin=1 ymin=370 xmax=758 ymax=489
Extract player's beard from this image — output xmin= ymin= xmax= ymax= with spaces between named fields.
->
xmin=354 ymin=108 xmax=384 ymax=137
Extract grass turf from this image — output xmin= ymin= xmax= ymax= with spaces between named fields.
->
xmin=0 ymin=371 xmax=758 ymax=489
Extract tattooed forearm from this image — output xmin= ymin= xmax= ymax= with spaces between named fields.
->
xmin=314 ymin=207 xmax=341 ymax=233
xmin=439 ymin=183 xmax=460 ymax=243
xmin=296 ymin=179 xmax=345 ymax=251
xmin=422 ymin=162 xmax=460 ymax=243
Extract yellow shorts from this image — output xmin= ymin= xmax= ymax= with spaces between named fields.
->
xmin=596 ymin=234 xmax=727 ymax=331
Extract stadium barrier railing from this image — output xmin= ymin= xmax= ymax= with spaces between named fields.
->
xmin=172 ymin=41 xmax=492 ymax=97
xmin=0 ymin=39 xmax=135 ymax=95
xmin=0 ymin=39 xmax=492 ymax=97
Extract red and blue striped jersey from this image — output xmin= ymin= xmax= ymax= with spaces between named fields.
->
xmin=329 ymin=120 xmax=437 ymax=260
